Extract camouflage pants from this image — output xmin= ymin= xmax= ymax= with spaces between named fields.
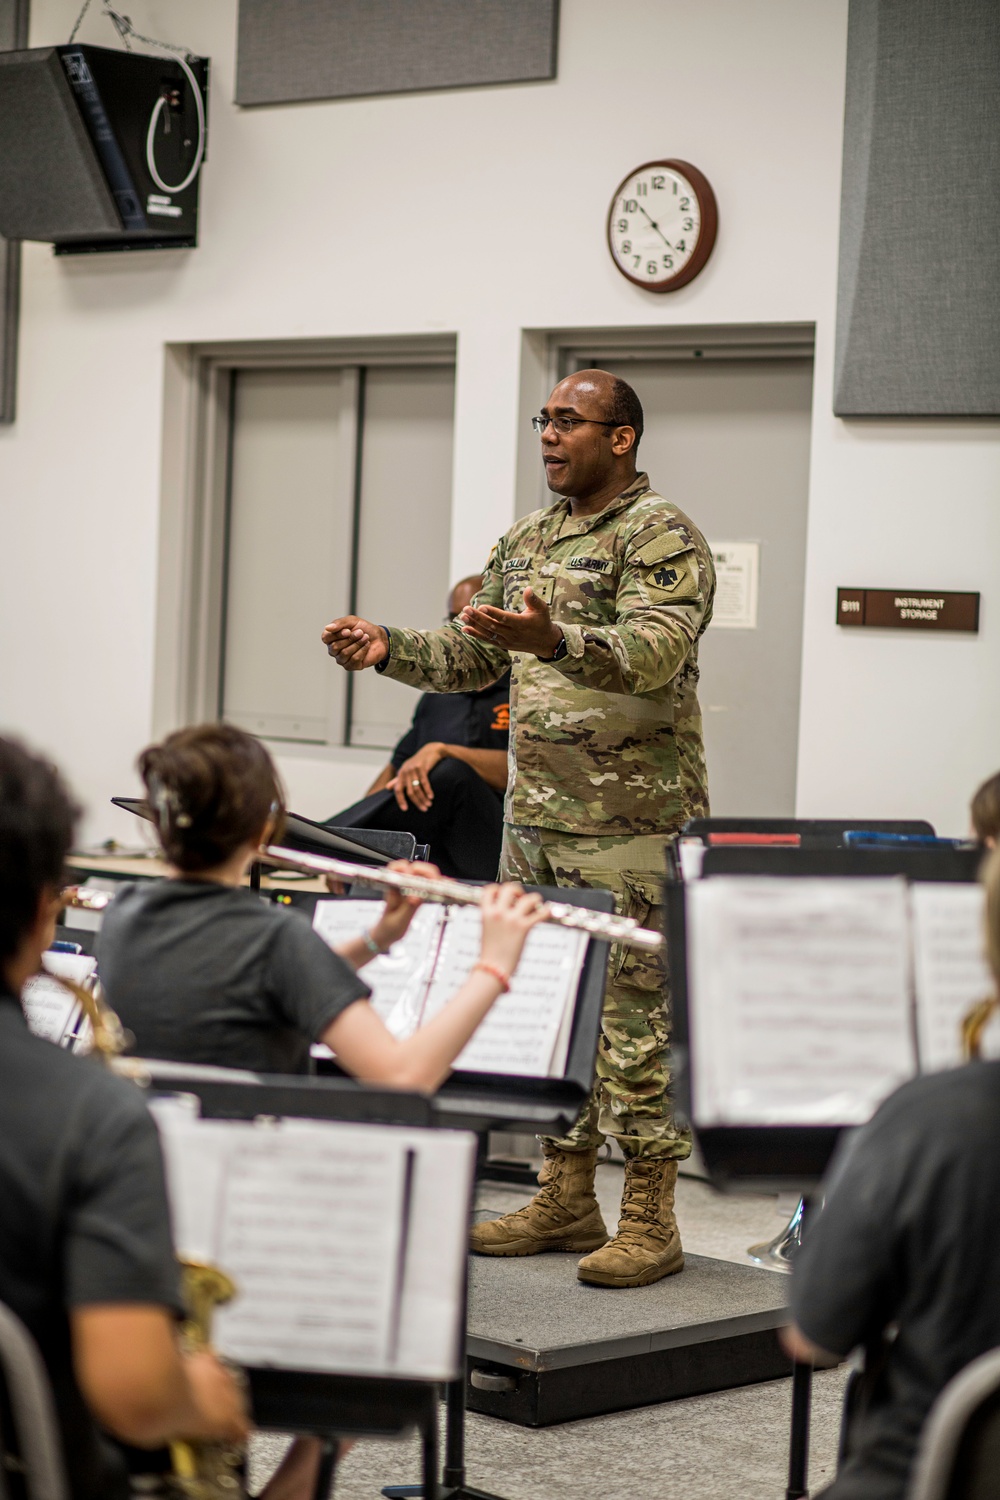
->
xmin=500 ymin=824 xmax=690 ymax=1162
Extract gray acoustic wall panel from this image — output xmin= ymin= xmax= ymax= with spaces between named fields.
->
xmin=834 ymin=0 xmax=1000 ymax=417
xmin=236 ymin=0 xmax=559 ymax=107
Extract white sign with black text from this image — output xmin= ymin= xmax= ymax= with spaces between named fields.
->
xmin=709 ymin=542 xmax=760 ymax=630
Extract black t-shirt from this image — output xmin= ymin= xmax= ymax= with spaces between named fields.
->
xmin=790 ymin=1062 xmax=1000 ymax=1500
xmin=390 ymin=672 xmax=511 ymax=775
xmin=0 ymin=988 xmax=181 ymax=1500
xmin=98 ymin=881 xmax=370 ymax=1074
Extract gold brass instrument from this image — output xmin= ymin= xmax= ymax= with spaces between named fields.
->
xmin=260 ymin=844 xmax=666 ymax=953
xmin=169 ymin=1262 xmax=244 ymax=1499
xmin=962 ymin=995 xmax=1000 ymax=1061
xmin=49 ymin=969 xmax=247 ymax=1499
xmin=54 ymin=973 xmax=131 ymax=1061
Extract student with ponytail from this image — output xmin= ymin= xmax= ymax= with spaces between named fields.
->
xmin=98 ymin=723 xmax=544 ymax=1089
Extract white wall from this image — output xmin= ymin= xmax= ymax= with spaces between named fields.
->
xmin=1 ymin=0 xmax=996 ymax=841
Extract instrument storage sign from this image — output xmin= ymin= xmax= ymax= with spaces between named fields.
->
xmin=710 ymin=542 xmax=759 ymax=629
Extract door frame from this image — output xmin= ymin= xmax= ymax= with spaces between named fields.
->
xmin=153 ymin=334 xmax=457 ymax=741
xmin=514 ymin=322 xmax=815 ymax=517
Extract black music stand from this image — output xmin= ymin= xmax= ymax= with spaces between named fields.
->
xmin=139 ymin=1067 xmax=450 ymax=1500
xmin=681 ymin=815 xmax=937 ymax=849
xmin=376 ymin=886 xmax=614 ymax=1500
xmin=666 ymin=842 xmax=985 ymax=1499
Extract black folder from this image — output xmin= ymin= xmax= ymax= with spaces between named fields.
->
xmin=111 ymin=796 xmax=404 ymax=866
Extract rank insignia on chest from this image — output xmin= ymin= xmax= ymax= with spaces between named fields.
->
xmin=653 ymin=566 xmax=679 ymax=588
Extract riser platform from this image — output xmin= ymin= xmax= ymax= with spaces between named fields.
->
xmin=465 ymin=1251 xmax=791 ymax=1427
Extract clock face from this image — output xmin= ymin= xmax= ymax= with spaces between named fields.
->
xmin=607 ymin=159 xmax=718 ymax=292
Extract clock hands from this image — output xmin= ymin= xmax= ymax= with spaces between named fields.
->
xmin=636 ymin=202 xmax=672 ymax=249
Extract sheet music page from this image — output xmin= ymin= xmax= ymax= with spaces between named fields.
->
xmin=153 ymin=1112 xmax=411 ymax=1375
xmin=688 ymin=877 xmax=915 ymax=1126
xmin=421 ymin=907 xmax=586 ymax=1076
xmin=312 ymin=900 xmax=444 ymax=1033
xmin=21 ymin=953 xmax=96 ymax=1045
xmin=280 ymin=1118 xmax=474 ymax=1380
xmin=385 ymin=1128 xmax=475 ymax=1379
xmin=679 ymin=839 xmax=706 ymax=881
xmin=911 ymin=883 xmax=997 ymax=1071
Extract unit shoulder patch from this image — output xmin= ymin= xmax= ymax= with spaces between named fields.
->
xmin=641 ymin=551 xmax=700 ymax=602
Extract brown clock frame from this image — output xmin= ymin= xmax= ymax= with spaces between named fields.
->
xmin=606 ymin=158 xmax=718 ymax=293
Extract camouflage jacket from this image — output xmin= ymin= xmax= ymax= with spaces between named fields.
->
xmin=377 ymin=473 xmax=716 ymax=836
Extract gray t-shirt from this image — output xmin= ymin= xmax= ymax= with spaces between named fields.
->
xmin=790 ymin=1061 xmax=1000 ymax=1500
xmin=0 ymin=990 xmax=181 ymax=1500
xmin=98 ymin=880 xmax=370 ymax=1074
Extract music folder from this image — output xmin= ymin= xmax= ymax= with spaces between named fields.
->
xmin=142 ymin=1070 xmax=473 ymax=1384
xmin=111 ymin=796 xmax=393 ymax=866
xmin=668 ymin=844 xmax=988 ymax=1192
xmin=308 ymin=883 xmax=614 ymax=1138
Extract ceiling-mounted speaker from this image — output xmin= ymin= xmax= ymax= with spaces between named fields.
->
xmin=0 ymin=44 xmax=209 ymax=254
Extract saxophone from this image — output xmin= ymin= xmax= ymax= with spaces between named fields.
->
xmin=962 ymin=994 xmax=999 ymax=1061
xmin=53 ymin=972 xmax=249 ymax=1500
xmin=168 ymin=1261 xmax=245 ymax=1499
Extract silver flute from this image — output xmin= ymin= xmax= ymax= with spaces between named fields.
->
xmin=260 ymin=845 xmax=665 ymax=953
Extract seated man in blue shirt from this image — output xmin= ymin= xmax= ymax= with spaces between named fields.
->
xmin=328 ymin=576 xmax=510 ymax=881
xmin=782 ymin=844 xmax=1000 ymax=1500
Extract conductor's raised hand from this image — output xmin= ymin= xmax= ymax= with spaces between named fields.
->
xmin=459 ymin=587 xmax=563 ymax=659
xmin=321 ymin=615 xmax=389 ymax=671
xmin=478 ymin=883 xmax=546 ymax=978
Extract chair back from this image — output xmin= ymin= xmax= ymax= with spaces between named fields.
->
xmin=0 ymin=1302 xmax=68 ymax=1500
xmin=909 ymin=1347 xmax=1000 ymax=1500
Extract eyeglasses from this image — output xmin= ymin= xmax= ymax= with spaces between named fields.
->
xmin=531 ymin=414 xmax=619 ymax=436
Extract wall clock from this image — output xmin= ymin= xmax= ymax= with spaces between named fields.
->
xmin=607 ymin=159 xmax=718 ymax=292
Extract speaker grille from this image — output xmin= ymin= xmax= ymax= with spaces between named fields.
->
xmin=0 ymin=49 xmax=121 ymax=241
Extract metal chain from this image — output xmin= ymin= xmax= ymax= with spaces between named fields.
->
xmin=67 ymin=0 xmax=95 ymax=43
xmin=68 ymin=1 xmax=193 ymax=59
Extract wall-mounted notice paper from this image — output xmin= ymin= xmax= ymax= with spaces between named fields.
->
xmin=688 ymin=877 xmax=914 ymax=1126
xmin=911 ymin=883 xmax=997 ymax=1072
xmin=709 ymin=542 xmax=759 ymax=629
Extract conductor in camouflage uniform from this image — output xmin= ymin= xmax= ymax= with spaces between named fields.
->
xmin=322 ymin=369 xmax=715 ymax=1288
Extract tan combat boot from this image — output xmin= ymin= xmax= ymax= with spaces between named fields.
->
xmin=576 ymin=1158 xmax=684 ymax=1287
xmin=469 ymin=1145 xmax=609 ymax=1256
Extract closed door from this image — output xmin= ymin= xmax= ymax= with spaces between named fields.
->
xmin=219 ymin=363 xmax=454 ymax=750
xmin=585 ymin=357 xmax=813 ymax=816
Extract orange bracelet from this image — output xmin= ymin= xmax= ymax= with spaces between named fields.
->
xmin=473 ymin=960 xmax=511 ymax=993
